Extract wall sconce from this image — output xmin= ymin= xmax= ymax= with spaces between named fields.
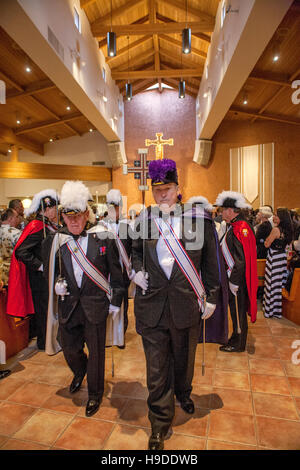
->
xmin=179 ymin=79 xmax=185 ymax=99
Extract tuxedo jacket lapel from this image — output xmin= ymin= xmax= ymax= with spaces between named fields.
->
xmin=61 ymin=244 xmax=79 ymax=292
xmin=80 ymin=234 xmax=98 ymax=291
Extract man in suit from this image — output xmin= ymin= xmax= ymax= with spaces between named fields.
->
xmin=7 ymin=189 xmax=59 ymax=350
xmin=215 ymin=191 xmax=257 ymax=353
xmin=104 ymin=189 xmax=134 ymax=347
xmin=132 ymin=159 xmax=220 ymax=450
xmin=43 ymin=181 xmax=124 ymax=417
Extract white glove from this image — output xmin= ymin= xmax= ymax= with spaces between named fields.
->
xmin=128 ymin=269 xmax=136 ymax=281
xmin=109 ymin=304 xmax=120 ymax=320
xmin=229 ymin=282 xmax=239 ymax=296
xmin=133 ymin=271 xmax=148 ymax=291
xmin=201 ymin=302 xmax=216 ymax=320
xmin=55 ymin=279 xmax=69 ymax=296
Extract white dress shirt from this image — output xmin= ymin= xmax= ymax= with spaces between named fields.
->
xmin=156 ymin=216 xmax=181 ymax=279
xmin=71 ymin=235 xmax=88 ymax=288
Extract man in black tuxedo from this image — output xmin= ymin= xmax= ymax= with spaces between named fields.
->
xmin=43 ymin=181 xmax=124 ymax=417
xmin=132 ymin=160 xmax=220 ymax=450
xmin=104 ymin=189 xmax=134 ymax=346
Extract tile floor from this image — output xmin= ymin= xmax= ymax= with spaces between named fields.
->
xmin=1 ymin=300 xmax=300 ymax=451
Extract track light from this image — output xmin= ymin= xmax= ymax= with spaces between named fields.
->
xmin=179 ymin=79 xmax=185 ymax=99
xmin=182 ymin=28 xmax=191 ymax=54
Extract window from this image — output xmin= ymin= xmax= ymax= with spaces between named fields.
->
xmin=221 ymin=0 xmax=227 ymax=28
xmin=102 ymin=67 xmax=106 ymax=82
xmin=74 ymin=7 xmax=81 ymax=33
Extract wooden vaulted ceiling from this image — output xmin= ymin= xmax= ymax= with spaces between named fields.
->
xmin=0 ymin=26 xmax=96 ymax=158
xmin=81 ymin=0 xmax=218 ymax=98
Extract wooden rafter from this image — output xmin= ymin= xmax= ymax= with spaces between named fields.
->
xmin=91 ymin=0 xmax=145 ymax=25
xmin=156 ymin=13 xmax=211 ymax=44
xmin=160 ymin=34 xmax=206 ymax=59
xmin=92 ymin=21 xmax=215 ymax=37
xmin=112 ymin=68 xmax=203 ymax=80
xmin=250 ymin=65 xmax=300 ymax=123
xmin=14 ymin=112 xmax=82 ymax=135
xmin=98 ymin=15 xmax=149 ymax=48
xmin=0 ymin=123 xmax=44 ymax=155
xmin=229 ymin=107 xmax=300 ymax=127
xmin=6 ymin=79 xmax=56 ymax=100
xmin=106 ymin=36 xmax=152 ymax=63
xmin=160 ymin=0 xmax=215 ymax=25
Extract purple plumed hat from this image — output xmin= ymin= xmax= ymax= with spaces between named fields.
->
xmin=148 ymin=159 xmax=178 ymax=186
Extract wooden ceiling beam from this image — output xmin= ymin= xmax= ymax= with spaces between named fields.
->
xmin=160 ymin=34 xmax=206 ymax=59
xmin=106 ymin=36 xmax=152 ymax=63
xmin=14 ymin=112 xmax=82 ymax=135
xmin=155 ymin=13 xmax=211 ymax=44
xmin=6 ymin=79 xmax=56 ymax=100
xmin=159 ymin=49 xmax=203 ymax=73
xmin=91 ymin=0 xmax=145 ymax=26
xmin=80 ymin=0 xmax=97 ymax=8
xmin=92 ymin=21 xmax=215 ymax=37
xmin=160 ymin=0 xmax=215 ymax=25
xmin=229 ymin=107 xmax=300 ymax=126
xmin=0 ymin=123 xmax=44 ymax=155
xmin=112 ymin=49 xmax=155 ymax=71
xmin=163 ymin=79 xmax=197 ymax=98
xmin=112 ymin=68 xmax=203 ymax=80
xmin=98 ymin=15 xmax=149 ymax=48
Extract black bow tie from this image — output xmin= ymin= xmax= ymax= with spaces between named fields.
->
xmin=72 ymin=230 xmax=87 ymax=240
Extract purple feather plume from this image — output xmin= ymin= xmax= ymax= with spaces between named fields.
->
xmin=148 ymin=159 xmax=177 ymax=181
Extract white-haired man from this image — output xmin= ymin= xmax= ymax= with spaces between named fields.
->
xmin=215 ymin=191 xmax=258 ymax=353
xmin=42 ymin=181 xmax=124 ymax=417
xmin=104 ymin=189 xmax=133 ymax=347
xmin=7 ymin=190 xmax=59 ymax=350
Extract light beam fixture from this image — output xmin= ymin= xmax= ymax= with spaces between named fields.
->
xmin=125 ymin=36 xmax=132 ymax=101
xmin=179 ymin=79 xmax=185 ymax=99
xmin=107 ymin=0 xmax=116 ymax=57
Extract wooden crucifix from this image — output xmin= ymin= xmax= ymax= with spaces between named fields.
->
xmin=123 ymin=148 xmax=151 ymax=191
xmin=145 ymin=132 xmax=174 ymax=160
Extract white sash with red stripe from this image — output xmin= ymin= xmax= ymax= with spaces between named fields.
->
xmin=220 ymin=227 xmax=235 ymax=277
xmin=66 ymin=238 xmax=112 ymax=299
xmin=154 ymin=217 xmax=206 ymax=310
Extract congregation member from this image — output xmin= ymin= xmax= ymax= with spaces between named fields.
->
xmin=255 ymin=206 xmax=273 ymax=259
xmin=6 ymin=190 xmax=59 ymax=350
xmin=8 ymin=199 xmax=26 ymax=230
xmin=43 ymin=181 xmax=124 ymax=417
xmin=104 ymin=189 xmax=134 ymax=348
xmin=132 ymin=159 xmax=221 ymax=450
xmin=216 ymin=191 xmax=258 ymax=353
xmin=263 ymin=207 xmax=293 ymax=318
xmin=0 ymin=209 xmax=21 ymax=287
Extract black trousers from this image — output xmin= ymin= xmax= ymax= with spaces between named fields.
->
xmin=59 ymin=304 xmax=106 ymax=400
xmin=29 ymin=272 xmax=48 ymax=350
xmin=228 ymin=281 xmax=249 ymax=351
xmin=140 ymin=300 xmax=199 ymax=435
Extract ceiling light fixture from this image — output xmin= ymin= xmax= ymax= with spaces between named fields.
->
xmin=125 ymin=36 xmax=132 ymax=101
xmin=107 ymin=0 xmax=116 ymax=57
xmin=25 ymin=66 xmax=31 ymax=73
xmin=182 ymin=1 xmax=191 ymax=54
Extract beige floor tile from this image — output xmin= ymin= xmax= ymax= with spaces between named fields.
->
xmin=253 ymin=392 xmax=300 ymax=420
xmin=212 ymin=388 xmax=253 ymax=415
xmin=55 ymin=416 xmax=114 ymax=450
xmin=7 ymin=381 xmax=58 ymax=407
xmin=0 ymin=402 xmax=36 ymax=436
xmin=165 ymin=433 xmax=206 ymax=450
xmin=249 ymin=358 xmax=285 ymax=376
xmin=1 ymin=438 xmax=49 ymax=450
xmin=208 ymin=411 xmax=256 ymax=446
xmin=256 ymin=416 xmax=300 ymax=450
xmin=103 ymin=424 xmax=150 ymax=450
xmin=213 ymin=370 xmax=250 ymax=391
xmin=13 ymin=409 xmax=73 ymax=446
xmin=207 ymin=439 xmax=257 ymax=450
xmin=172 ymin=407 xmax=209 ymax=437
xmin=250 ymin=374 xmax=291 ymax=396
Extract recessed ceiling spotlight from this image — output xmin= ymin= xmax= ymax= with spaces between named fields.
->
xmin=66 ymin=105 xmax=71 ymax=111
xmin=25 ymin=66 xmax=31 ymax=73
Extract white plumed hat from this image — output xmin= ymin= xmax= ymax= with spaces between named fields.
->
xmin=60 ymin=181 xmax=92 ymax=214
xmin=214 ymin=191 xmax=251 ymax=209
xmin=106 ymin=189 xmax=123 ymax=207
xmin=25 ymin=189 xmax=58 ymax=217
xmin=187 ymin=196 xmax=213 ymax=212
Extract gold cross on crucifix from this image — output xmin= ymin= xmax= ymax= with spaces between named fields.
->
xmin=145 ymin=132 xmax=174 ymax=160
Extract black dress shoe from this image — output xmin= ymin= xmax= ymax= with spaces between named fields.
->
xmin=219 ymin=344 xmax=244 ymax=353
xmin=69 ymin=375 xmax=85 ymax=394
xmin=148 ymin=432 xmax=164 ymax=450
xmin=180 ymin=397 xmax=195 ymax=414
xmin=85 ymin=399 xmax=101 ymax=417
xmin=0 ymin=369 xmax=11 ymax=380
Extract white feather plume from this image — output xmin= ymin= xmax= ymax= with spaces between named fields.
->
xmin=106 ymin=189 xmax=122 ymax=206
xmin=214 ymin=191 xmax=251 ymax=209
xmin=60 ymin=181 xmax=90 ymax=212
xmin=25 ymin=189 xmax=58 ymax=217
xmin=187 ymin=196 xmax=213 ymax=212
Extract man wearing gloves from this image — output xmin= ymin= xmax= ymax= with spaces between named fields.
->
xmin=215 ymin=191 xmax=257 ymax=353
xmin=132 ymin=159 xmax=220 ymax=450
xmin=43 ymin=181 xmax=124 ymax=417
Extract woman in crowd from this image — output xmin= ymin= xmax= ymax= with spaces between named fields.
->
xmin=263 ymin=207 xmax=293 ymax=318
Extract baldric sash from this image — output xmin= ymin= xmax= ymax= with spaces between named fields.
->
xmin=66 ymin=238 xmax=112 ymax=299
xmin=220 ymin=226 xmax=235 ymax=277
xmin=154 ymin=217 xmax=206 ymax=310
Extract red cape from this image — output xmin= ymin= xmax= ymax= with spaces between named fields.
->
xmin=232 ymin=220 xmax=258 ymax=323
xmin=6 ymin=220 xmax=44 ymax=318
